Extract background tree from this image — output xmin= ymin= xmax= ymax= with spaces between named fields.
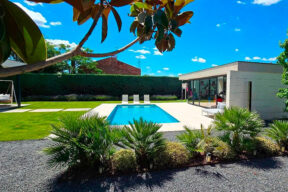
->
xmin=277 ymin=38 xmax=288 ymax=111
xmin=0 ymin=0 xmax=195 ymax=77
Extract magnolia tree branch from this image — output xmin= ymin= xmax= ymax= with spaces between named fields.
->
xmin=0 ymin=4 xmax=140 ymax=78
xmin=80 ymin=37 xmax=140 ymax=57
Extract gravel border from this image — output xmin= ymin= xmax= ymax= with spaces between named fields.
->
xmin=1 ymin=136 xmax=288 ymax=192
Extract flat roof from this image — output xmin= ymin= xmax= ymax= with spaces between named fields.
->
xmin=179 ymin=61 xmax=282 ymax=80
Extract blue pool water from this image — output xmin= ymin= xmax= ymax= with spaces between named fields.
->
xmin=107 ymin=104 xmax=179 ymax=125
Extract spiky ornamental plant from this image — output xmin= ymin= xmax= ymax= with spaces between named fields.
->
xmin=118 ymin=118 xmax=166 ymax=169
xmin=266 ymin=120 xmax=288 ymax=149
xmin=43 ymin=114 xmax=121 ymax=172
xmin=177 ymin=126 xmax=203 ymax=157
xmin=214 ymin=107 xmax=264 ymax=152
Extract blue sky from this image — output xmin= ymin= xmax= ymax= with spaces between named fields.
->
xmin=12 ymin=0 xmax=288 ymax=76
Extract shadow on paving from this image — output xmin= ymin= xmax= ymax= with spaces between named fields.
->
xmin=236 ymin=156 xmax=283 ymax=170
xmin=47 ymin=168 xmax=188 ymax=192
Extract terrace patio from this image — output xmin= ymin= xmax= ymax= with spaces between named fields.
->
xmin=86 ymin=102 xmax=214 ymax=132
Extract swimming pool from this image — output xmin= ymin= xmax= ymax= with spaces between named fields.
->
xmin=107 ymin=104 xmax=179 ymax=125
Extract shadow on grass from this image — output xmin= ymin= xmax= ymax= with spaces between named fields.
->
xmin=47 ymin=168 xmax=187 ymax=192
xmin=236 ymin=157 xmax=283 ymax=170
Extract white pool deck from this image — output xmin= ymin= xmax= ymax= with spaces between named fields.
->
xmin=85 ymin=102 xmax=214 ymax=132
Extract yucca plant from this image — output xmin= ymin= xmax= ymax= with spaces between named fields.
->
xmin=43 ymin=114 xmax=121 ymax=171
xmin=118 ymin=118 xmax=166 ymax=169
xmin=177 ymin=126 xmax=203 ymax=157
xmin=266 ymin=120 xmax=288 ymax=150
xmin=214 ymin=107 xmax=264 ymax=152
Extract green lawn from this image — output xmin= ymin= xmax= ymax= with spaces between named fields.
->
xmin=0 ymin=100 xmax=185 ymax=141
xmin=21 ymin=100 xmax=185 ymax=109
xmin=0 ymin=112 xmax=84 ymax=141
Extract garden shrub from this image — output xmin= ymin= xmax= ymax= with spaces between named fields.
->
xmin=7 ymin=73 xmax=181 ymax=98
xmin=43 ymin=114 xmax=121 ymax=171
xmin=265 ymin=120 xmax=288 ymax=150
xmin=198 ymin=137 xmax=235 ymax=160
xmin=150 ymin=95 xmax=178 ymax=100
xmin=255 ymin=137 xmax=280 ymax=155
xmin=112 ymin=149 xmax=137 ymax=172
xmin=118 ymin=118 xmax=166 ymax=169
xmin=177 ymin=126 xmax=203 ymax=157
xmin=214 ymin=107 xmax=264 ymax=153
xmin=155 ymin=142 xmax=190 ymax=168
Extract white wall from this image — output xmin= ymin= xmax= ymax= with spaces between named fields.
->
xmin=226 ymin=71 xmax=287 ymax=120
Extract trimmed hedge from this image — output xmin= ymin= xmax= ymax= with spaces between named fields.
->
xmin=3 ymin=74 xmax=181 ymax=98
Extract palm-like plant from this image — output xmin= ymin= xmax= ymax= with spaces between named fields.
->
xmin=43 ymin=114 xmax=121 ymax=171
xmin=214 ymin=107 xmax=264 ymax=152
xmin=266 ymin=120 xmax=288 ymax=149
xmin=118 ymin=118 xmax=166 ymax=169
xmin=177 ymin=126 xmax=203 ymax=157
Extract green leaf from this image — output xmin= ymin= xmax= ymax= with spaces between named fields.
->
xmin=153 ymin=10 xmax=168 ymax=28
xmin=130 ymin=21 xmax=138 ymax=35
xmin=0 ymin=15 xmax=11 ymax=65
xmin=111 ymin=7 xmax=122 ymax=32
xmin=3 ymin=1 xmax=46 ymax=64
xmin=156 ymin=24 xmax=165 ymax=42
xmin=175 ymin=11 xmax=194 ymax=27
xmin=144 ymin=15 xmax=152 ymax=34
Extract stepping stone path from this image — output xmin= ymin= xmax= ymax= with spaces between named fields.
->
xmin=2 ymin=109 xmax=32 ymax=113
xmin=63 ymin=108 xmax=91 ymax=112
xmin=29 ymin=109 xmax=63 ymax=112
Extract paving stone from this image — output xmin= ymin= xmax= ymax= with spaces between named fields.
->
xmin=29 ymin=109 xmax=63 ymax=112
xmin=63 ymin=108 xmax=91 ymax=112
xmin=2 ymin=109 xmax=32 ymax=113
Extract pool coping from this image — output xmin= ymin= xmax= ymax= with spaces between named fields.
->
xmin=85 ymin=103 xmax=214 ymax=132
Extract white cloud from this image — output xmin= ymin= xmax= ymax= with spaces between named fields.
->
xmin=24 ymin=0 xmax=43 ymax=6
xmin=253 ymin=56 xmax=261 ymax=60
xmin=216 ymin=24 xmax=221 ymax=27
xmin=14 ymin=3 xmax=49 ymax=28
xmin=234 ymin=28 xmax=241 ymax=32
xmin=146 ymin=66 xmax=150 ymax=69
xmin=46 ymin=39 xmax=77 ymax=48
xmin=252 ymin=0 xmax=281 ymax=6
xmin=235 ymin=48 xmax=239 ymax=52
xmin=136 ymin=55 xmax=146 ymax=59
xmin=191 ymin=56 xmax=206 ymax=63
xmin=168 ymin=74 xmax=175 ymax=77
xmin=129 ymin=49 xmax=150 ymax=54
xmin=50 ymin=21 xmax=62 ymax=26
xmin=178 ymin=73 xmax=182 ymax=76
xmin=157 ymin=70 xmax=161 ymax=73
xmin=237 ymin=1 xmax=246 ymax=4
xmin=216 ymin=23 xmax=226 ymax=28
xmin=245 ymin=57 xmax=252 ymax=61
xmin=163 ymin=67 xmax=169 ymax=71
xmin=154 ymin=50 xmax=163 ymax=56
xmin=245 ymin=56 xmax=277 ymax=62
xmin=212 ymin=64 xmax=218 ymax=67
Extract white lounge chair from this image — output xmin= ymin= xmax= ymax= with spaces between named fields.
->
xmin=122 ymin=94 xmax=128 ymax=104
xmin=202 ymin=102 xmax=226 ymax=117
xmin=144 ymin=94 xmax=150 ymax=104
xmin=133 ymin=94 xmax=140 ymax=104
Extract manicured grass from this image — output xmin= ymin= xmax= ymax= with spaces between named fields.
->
xmin=1 ymin=100 xmax=186 ymax=141
xmin=21 ymin=100 xmax=185 ymax=109
xmin=0 ymin=112 xmax=85 ymax=141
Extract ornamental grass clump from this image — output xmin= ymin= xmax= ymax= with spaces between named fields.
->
xmin=177 ymin=126 xmax=203 ymax=157
xmin=118 ymin=118 xmax=166 ymax=170
xmin=214 ymin=107 xmax=264 ymax=153
xmin=265 ymin=120 xmax=288 ymax=151
xmin=43 ymin=114 xmax=121 ymax=172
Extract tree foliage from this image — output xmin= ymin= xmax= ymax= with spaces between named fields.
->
xmin=0 ymin=0 xmax=194 ymax=76
xmin=277 ymin=38 xmax=288 ymax=110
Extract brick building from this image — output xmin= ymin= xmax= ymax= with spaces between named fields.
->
xmin=83 ymin=57 xmax=141 ymax=75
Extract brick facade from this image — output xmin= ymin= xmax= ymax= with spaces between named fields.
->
xmin=96 ymin=57 xmax=141 ymax=75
